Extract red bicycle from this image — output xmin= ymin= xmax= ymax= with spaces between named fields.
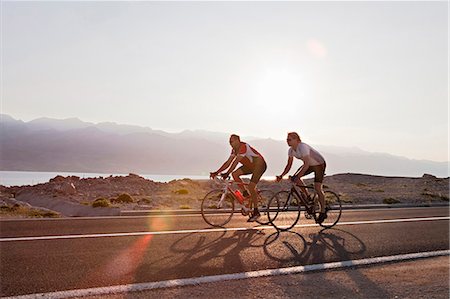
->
xmin=201 ymin=177 xmax=274 ymax=227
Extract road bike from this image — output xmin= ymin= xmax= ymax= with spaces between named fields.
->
xmin=267 ymin=177 xmax=342 ymax=231
xmin=201 ymin=177 xmax=274 ymax=227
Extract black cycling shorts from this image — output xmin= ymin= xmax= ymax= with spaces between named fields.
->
xmin=236 ymin=157 xmax=267 ymax=183
xmin=292 ymin=162 xmax=326 ymax=183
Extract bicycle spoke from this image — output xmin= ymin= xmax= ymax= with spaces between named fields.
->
xmin=255 ymin=189 xmax=274 ymax=225
xmin=267 ymin=191 xmax=301 ymax=231
xmin=319 ymin=190 xmax=342 ymax=228
xmin=201 ymin=189 xmax=234 ymax=227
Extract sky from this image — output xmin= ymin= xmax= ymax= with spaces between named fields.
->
xmin=1 ymin=1 xmax=448 ymax=162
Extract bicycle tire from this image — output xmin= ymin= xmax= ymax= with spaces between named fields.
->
xmin=201 ymin=189 xmax=234 ymax=227
xmin=267 ymin=190 xmax=301 ymax=231
xmin=255 ymin=189 xmax=274 ymax=225
xmin=317 ymin=190 xmax=342 ymax=229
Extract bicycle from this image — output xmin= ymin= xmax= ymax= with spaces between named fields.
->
xmin=201 ymin=176 xmax=274 ymax=227
xmin=267 ymin=176 xmax=342 ymax=231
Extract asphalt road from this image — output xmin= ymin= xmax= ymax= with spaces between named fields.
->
xmin=1 ymin=207 xmax=449 ymax=297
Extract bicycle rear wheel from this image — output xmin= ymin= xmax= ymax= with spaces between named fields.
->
xmin=255 ymin=189 xmax=274 ymax=225
xmin=267 ymin=191 xmax=301 ymax=231
xmin=317 ymin=190 xmax=342 ymax=228
xmin=201 ymin=189 xmax=234 ymax=227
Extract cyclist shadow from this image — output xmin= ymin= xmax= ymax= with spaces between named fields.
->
xmin=264 ymin=228 xmax=390 ymax=297
xmin=154 ymin=227 xmax=274 ymax=292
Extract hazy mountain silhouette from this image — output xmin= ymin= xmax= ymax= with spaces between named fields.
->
xmin=0 ymin=114 xmax=448 ymax=177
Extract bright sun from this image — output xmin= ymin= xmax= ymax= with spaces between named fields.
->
xmin=253 ymin=69 xmax=305 ymax=116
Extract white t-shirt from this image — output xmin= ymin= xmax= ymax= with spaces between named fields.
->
xmin=288 ymin=143 xmax=325 ymax=166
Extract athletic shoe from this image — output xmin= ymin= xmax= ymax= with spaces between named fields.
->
xmin=247 ymin=211 xmax=261 ymax=222
xmin=316 ymin=212 xmax=327 ymax=224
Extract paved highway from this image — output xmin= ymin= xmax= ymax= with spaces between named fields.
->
xmin=1 ymin=207 xmax=448 ymax=297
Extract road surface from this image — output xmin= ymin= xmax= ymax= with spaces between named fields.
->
xmin=1 ymin=207 xmax=448 ymax=297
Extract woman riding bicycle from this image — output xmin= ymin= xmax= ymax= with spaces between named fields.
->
xmin=276 ymin=132 xmax=328 ymax=224
xmin=210 ymin=134 xmax=267 ymax=222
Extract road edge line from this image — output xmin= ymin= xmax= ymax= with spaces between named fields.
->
xmin=3 ymin=250 xmax=449 ymax=299
xmin=1 ymin=216 xmax=449 ymax=242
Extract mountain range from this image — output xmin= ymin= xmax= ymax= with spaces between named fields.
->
xmin=0 ymin=114 xmax=448 ymax=177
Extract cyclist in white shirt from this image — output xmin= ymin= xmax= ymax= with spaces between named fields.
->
xmin=276 ymin=132 xmax=328 ymax=224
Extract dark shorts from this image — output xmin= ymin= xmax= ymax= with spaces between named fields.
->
xmin=236 ymin=157 xmax=267 ymax=183
xmin=294 ymin=162 xmax=326 ymax=183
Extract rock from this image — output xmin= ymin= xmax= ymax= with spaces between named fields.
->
xmin=54 ymin=182 xmax=77 ymax=195
xmin=422 ymin=174 xmax=437 ymax=179
xmin=4 ymin=198 xmax=32 ymax=208
xmin=49 ymin=175 xmax=66 ymax=183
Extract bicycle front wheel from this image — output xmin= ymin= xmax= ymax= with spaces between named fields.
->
xmin=267 ymin=191 xmax=301 ymax=231
xmin=255 ymin=189 xmax=274 ymax=225
xmin=201 ymin=189 xmax=234 ymax=227
xmin=318 ymin=190 xmax=342 ymax=229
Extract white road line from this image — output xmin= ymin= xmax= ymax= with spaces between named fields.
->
xmin=0 ymin=206 xmax=446 ymax=221
xmin=1 ymin=216 xmax=448 ymax=242
xmin=4 ymin=250 xmax=449 ymax=299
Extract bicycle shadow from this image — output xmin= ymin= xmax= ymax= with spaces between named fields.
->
xmin=132 ymin=222 xmax=387 ymax=297
xmin=142 ymin=226 xmax=277 ymax=294
xmin=263 ymin=228 xmax=390 ymax=297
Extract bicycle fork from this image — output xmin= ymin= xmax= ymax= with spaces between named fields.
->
xmin=216 ymin=188 xmax=228 ymax=208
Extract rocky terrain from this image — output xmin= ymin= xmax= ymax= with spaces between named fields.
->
xmin=0 ymin=173 xmax=448 ymax=218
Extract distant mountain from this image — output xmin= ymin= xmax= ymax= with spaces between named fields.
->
xmin=27 ymin=117 xmax=91 ymax=132
xmin=0 ymin=114 xmax=448 ymax=177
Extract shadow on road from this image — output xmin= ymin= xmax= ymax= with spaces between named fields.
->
xmin=262 ymin=228 xmax=390 ymax=297
xmin=118 ymin=220 xmax=395 ymax=298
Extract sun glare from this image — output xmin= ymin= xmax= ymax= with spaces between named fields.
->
xmin=253 ymin=69 xmax=305 ymax=116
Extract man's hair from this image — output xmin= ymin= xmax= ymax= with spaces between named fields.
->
xmin=230 ymin=134 xmax=240 ymax=141
xmin=288 ymin=132 xmax=301 ymax=142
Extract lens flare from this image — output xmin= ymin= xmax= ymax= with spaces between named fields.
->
xmin=83 ymin=235 xmax=153 ymax=286
xmin=147 ymin=214 xmax=175 ymax=231
xmin=307 ymin=39 xmax=327 ymax=58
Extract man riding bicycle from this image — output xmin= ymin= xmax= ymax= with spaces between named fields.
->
xmin=276 ymin=132 xmax=328 ymax=224
xmin=210 ymin=134 xmax=267 ymax=222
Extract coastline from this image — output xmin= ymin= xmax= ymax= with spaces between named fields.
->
xmin=1 ymin=173 xmax=449 ymax=218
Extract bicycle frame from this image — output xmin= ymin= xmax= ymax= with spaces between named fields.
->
xmin=285 ymin=181 xmax=318 ymax=213
xmin=213 ymin=177 xmax=256 ymax=213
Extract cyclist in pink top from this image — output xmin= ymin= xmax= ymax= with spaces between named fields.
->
xmin=276 ymin=132 xmax=328 ymax=224
xmin=210 ymin=134 xmax=267 ymax=222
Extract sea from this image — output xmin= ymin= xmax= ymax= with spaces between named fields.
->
xmin=0 ymin=171 xmax=276 ymax=187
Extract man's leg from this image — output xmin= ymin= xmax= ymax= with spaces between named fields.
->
xmin=248 ymin=181 xmax=258 ymax=210
xmin=315 ymin=182 xmax=325 ymax=213
xmin=232 ymin=168 xmax=245 ymax=192
xmin=247 ymin=159 xmax=267 ymax=221
xmin=294 ymin=176 xmax=310 ymax=198
xmin=315 ymin=163 xmax=327 ymax=223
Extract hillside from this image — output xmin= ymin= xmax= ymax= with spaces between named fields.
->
xmin=0 ymin=173 xmax=448 ymax=217
xmin=0 ymin=114 xmax=448 ymax=177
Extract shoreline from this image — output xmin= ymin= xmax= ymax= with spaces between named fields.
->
xmin=1 ymin=173 xmax=449 ymax=218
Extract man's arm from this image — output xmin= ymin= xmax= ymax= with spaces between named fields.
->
xmin=276 ymin=156 xmax=294 ymax=181
xmin=223 ymin=155 xmax=243 ymax=177
xmin=211 ymin=155 xmax=235 ymax=178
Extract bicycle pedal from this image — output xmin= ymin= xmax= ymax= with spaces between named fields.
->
xmin=241 ymin=208 xmax=249 ymax=216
